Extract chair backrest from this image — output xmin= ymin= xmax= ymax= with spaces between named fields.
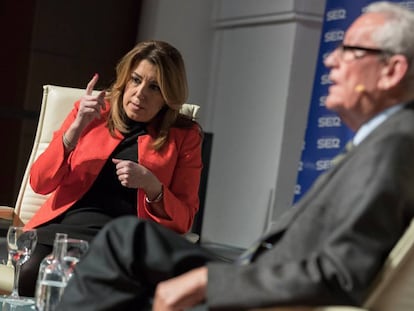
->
xmin=362 ymin=218 xmax=414 ymax=311
xmin=12 ymin=84 xmax=200 ymax=226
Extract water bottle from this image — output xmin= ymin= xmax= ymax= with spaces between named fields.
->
xmin=37 ymin=233 xmax=68 ymax=269
xmin=35 ymin=233 xmax=68 ymax=311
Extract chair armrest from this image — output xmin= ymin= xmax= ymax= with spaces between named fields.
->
xmin=0 ymin=264 xmax=14 ymax=294
xmin=0 ymin=206 xmax=14 ymax=221
xmin=184 ymin=232 xmax=200 ymax=244
xmin=250 ymin=307 xmax=368 ymax=311
xmin=180 ymin=103 xmax=200 ymax=121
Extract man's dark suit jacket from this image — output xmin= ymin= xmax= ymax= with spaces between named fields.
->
xmin=208 ymin=103 xmax=414 ymax=309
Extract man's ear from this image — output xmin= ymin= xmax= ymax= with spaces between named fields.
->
xmin=378 ymin=54 xmax=409 ymax=90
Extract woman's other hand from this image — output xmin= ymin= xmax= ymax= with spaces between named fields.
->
xmin=112 ymin=158 xmax=162 ymax=197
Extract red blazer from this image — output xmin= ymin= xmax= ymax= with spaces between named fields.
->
xmin=25 ymin=100 xmax=203 ymax=234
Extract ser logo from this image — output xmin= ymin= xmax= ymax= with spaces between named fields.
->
xmin=318 ymin=116 xmax=341 ymax=128
xmin=317 ymin=137 xmax=341 ymax=149
xmin=294 ymin=184 xmax=301 ymax=195
xmin=326 ymin=9 xmax=346 ymax=21
xmin=319 ymin=95 xmax=327 ymax=107
xmin=316 ymin=159 xmax=332 ymax=171
xmin=324 ymin=30 xmax=345 ymax=43
xmin=320 ymin=73 xmax=331 ymax=85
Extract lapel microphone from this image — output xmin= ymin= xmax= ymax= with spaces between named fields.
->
xmin=355 ymin=84 xmax=366 ymax=92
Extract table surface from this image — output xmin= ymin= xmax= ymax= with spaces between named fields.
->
xmin=0 ymin=296 xmax=36 ymax=310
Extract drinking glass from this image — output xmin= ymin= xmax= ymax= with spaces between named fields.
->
xmin=6 ymin=226 xmax=37 ymax=301
xmin=62 ymin=239 xmax=89 ymax=280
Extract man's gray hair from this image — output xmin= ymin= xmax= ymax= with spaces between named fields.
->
xmin=365 ymin=1 xmax=414 ymax=93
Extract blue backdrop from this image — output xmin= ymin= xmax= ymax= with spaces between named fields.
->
xmin=293 ymin=0 xmax=413 ymax=203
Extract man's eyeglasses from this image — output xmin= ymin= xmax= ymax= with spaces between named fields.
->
xmin=333 ymin=44 xmax=393 ymax=62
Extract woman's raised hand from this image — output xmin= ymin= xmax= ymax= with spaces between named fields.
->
xmin=74 ymin=74 xmax=106 ymax=129
xmin=62 ymin=74 xmax=106 ymax=152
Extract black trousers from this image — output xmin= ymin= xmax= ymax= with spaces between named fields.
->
xmin=58 ymin=216 xmax=217 ymax=310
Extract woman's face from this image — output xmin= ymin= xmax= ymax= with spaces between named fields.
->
xmin=122 ymin=59 xmax=166 ymax=122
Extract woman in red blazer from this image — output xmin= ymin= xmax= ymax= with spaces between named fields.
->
xmin=20 ymin=40 xmax=203 ymax=296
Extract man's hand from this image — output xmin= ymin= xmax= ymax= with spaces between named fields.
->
xmin=153 ymin=266 xmax=208 ymax=311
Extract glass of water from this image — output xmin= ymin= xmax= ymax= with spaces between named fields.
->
xmin=7 ymin=226 xmax=37 ymax=302
xmin=63 ymin=239 xmax=89 ymax=280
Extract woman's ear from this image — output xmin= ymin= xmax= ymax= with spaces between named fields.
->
xmin=378 ymin=54 xmax=409 ymax=90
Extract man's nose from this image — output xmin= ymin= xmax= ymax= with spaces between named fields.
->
xmin=323 ymin=48 xmax=338 ymax=68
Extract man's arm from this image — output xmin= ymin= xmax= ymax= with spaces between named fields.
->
xmin=153 ymin=266 xmax=208 ymax=311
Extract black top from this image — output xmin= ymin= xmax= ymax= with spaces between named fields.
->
xmin=36 ymin=120 xmax=148 ymax=245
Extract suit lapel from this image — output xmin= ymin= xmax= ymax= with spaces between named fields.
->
xmin=258 ymin=152 xmax=351 ymax=247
